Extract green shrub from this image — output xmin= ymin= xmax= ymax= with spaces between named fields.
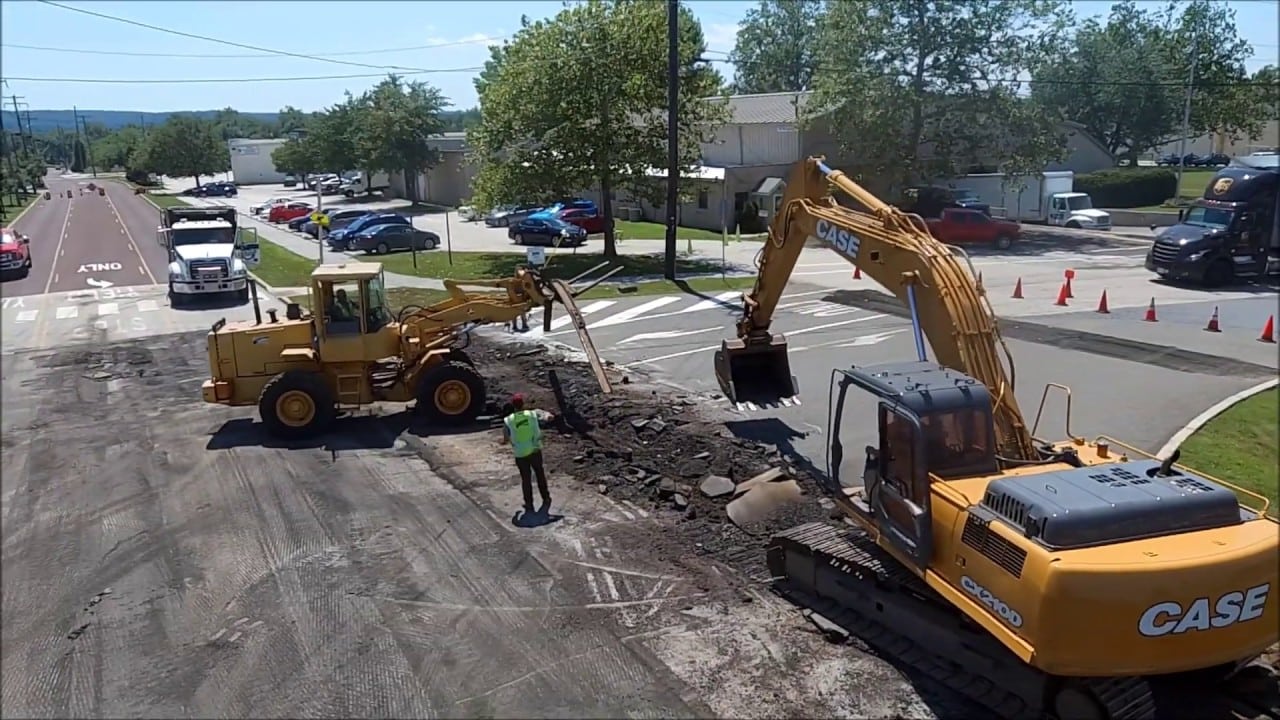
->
xmin=1074 ymin=168 xmax=1177 ymax=208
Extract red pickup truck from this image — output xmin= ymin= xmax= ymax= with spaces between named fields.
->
xmin=925 ymin=208 xmax=1020 ymax=250
xmin=0 ymin=227 xmax=32 ymax=279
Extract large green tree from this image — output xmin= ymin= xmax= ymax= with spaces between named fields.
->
xmin=808 ymin=0 xmax=1072 ymax=191
xmin=728 ymin=0 xmax=824 ymax=94
xmin=353 ymin=75 xmax=449 ymax=199
xmin=134 ymin=114 xmax=226 ymax=185
xmin=1032 ymin=0 xmax=1265 ymax=161
xmin=468 ymin=0 xmax=727 ymax=257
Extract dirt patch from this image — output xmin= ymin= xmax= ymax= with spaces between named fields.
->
xmin=461 ymin=336 xmax=833 ymax=583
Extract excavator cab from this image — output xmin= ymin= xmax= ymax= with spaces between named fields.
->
xmin=714 ymin=334 xmax=799 ymax=405
xmin=826 ymin=360 xmax=999 ymax=568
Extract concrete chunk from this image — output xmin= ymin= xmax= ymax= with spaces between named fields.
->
xmin=726 ymin=479 xmax=803 ymax=527
xmin=699 ymin=474 xmax=734 ymax=498
xmin=733 ymin=467 xmax=787 ymax=496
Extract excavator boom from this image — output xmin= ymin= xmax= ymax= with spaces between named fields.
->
xmin=715 ymin=157 xmax=1038 ymax=461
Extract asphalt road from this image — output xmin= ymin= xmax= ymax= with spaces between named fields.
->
xmin=526 ymin=282 xmax=1277 ymax=478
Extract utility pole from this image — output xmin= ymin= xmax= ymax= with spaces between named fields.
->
xmin=72 ymin=106 xmax=97 ymax=177
xmin=9 ymin=95 xmax=29 ymax=153
xmin=1176 ymin=44 xmax=1199 ymax=194
xmin=663 ymin=0 xmax=680 ymax=280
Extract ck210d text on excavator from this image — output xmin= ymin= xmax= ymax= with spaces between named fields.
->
xmin=713 ymin=157 xmax=1278 ymax=720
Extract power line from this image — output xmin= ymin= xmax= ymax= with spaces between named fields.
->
xmin=1 ymin=68 xmax=485 ymax=84
xmin=35 ymin=0 xmax=440 ymax=73
xmin=2 ymin=36 xmax=508 ymax=59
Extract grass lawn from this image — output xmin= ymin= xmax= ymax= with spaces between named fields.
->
xmin=375 ymin=249 xmax=736 ymax=282
xmin=1178 ymin=387 xmax=1279 ymax=517
xmin=0 ymin=193 xmax=38 ymax=223
xmin=253 ymin=240 xmax=319 ymax=289
xmin=288 ymin=276 xmax=757 ymax=315
xmin=615 ymin=220 xmax=735 ymax=242
xmin=146 ymin=193 xmax=192 ymax=209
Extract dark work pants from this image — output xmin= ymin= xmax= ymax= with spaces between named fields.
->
xmin=515 ymin=450 xmax=551 ymax=510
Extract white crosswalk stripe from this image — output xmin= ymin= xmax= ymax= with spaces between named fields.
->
xmin=55 ymin=306 xmax=78 ymax=319
xmin=15 ymin=310 xmax=38 ymax=323
xmin=548 ymin=300 xmax=615 ymax=331
xmin=589 ymin=297 xmax=682 ymax=328
xmin=680 ymin=291 xmax=742 ymax=313
xmin=97 ymin=302 xmax=120 ymax=316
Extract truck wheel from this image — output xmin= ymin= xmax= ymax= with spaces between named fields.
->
xmin=236 ymin=287 xmax=250 ymax=304
xmin=1204 ymin=259 xmax=1233 ymax=288
xmin=259 ymin=370 xmax=335 ymax=439
xmin=1065 ymin=220 xmax=1081 ymax=229
xmin=416 ymin=360 xmax=485 ymax=425
xmin=168 ymin=282 xmax=184 ymax=308
xmin=344 ymin=189 xmax=355 ymax=198
xmin=993 ymin=234 xmax=1013 ymax=250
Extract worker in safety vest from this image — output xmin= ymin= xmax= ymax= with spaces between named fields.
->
xmin=502 ymin=393 xmax=552 ymax=514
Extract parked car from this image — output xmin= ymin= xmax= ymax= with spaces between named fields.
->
xmin=268 ymin=201 xmax=314 ymax=223
xmin=350 ymin=224 xmax=440 ymax=254
xmin=288 ymin=213 xmax=314 ymax=231
xmin=508 ymin=216 xmax=589 ymax=246
xmin=307 ymin=173 xmax=339 ymax=190
xmin=529 ymin=198 xmax=597 ymax=220
xmin=924 ymin=207 xmax=1021 ymax=249
xmin=318 ymin=177 xmax=345 ymax=195
xmin=484 ymin=204 xmax=544 ymax=227
xmin=283 ymin=174 xmax=298 ymax=187
xmin=303 ymin=208 xmax=372 ymax=237
xmin=251 ymin=196 xmax=299 ymax=216
xmin=1196 ymin=153 xmax=1231 ymax=167
xmin=457 ymin=205 xmax=480 ymax=221
xmin=557 ymin=208 xmax=605 ymax=234
xmin=327 ymin=212 xmax=411 ymax=250
xmin=188 ymin=181 xmax=238 ymax=198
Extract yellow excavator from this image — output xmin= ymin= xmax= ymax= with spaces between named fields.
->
xmin=202 ymin=260 xmax=615 ymax=438
xmin=714 ymin=157 xmax=1278 ymax=719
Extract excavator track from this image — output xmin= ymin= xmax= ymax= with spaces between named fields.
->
xmin=769 ymin=522 xmax=1190 ymax=720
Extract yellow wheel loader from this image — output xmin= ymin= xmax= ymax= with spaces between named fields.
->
xmin=713 ymin=157 xmax=1278 ymax=719
xmin=202 ymin=261 xmax=613 ymax=438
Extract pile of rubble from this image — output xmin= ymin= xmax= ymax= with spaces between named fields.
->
xmin=467 ymin=337 xmax=833 ymax=577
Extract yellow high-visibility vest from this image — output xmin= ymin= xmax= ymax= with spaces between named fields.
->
xmin=504 ymin=410 xmax=542 ymax=458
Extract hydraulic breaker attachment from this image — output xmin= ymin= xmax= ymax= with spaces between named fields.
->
xmin=714 ymin=334 xmax=798 ymax=405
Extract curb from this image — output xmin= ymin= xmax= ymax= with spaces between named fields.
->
xmin=1156 ymin=378 xmax=1279 ymax=458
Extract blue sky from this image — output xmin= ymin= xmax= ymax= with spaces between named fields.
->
xmin=1 ymin=0 xmax=1276 ymax=113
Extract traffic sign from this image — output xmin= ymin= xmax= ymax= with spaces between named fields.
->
xmin=310 ymin=212 xmax=330 ymax=227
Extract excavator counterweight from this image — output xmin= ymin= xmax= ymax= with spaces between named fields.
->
xmin=714 ymin=334 xmax=796 ymax=404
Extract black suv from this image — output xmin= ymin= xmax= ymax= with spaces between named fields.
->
xmin=187 ymin=182 xmax=238 ymax=198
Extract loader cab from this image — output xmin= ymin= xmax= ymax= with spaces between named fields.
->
xmin=308 ymin=262 xmax=397 ymax=362
xmin=827 ymin=360 xmax=998 ymax=569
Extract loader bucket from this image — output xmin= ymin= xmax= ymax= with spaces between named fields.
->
xmin=714 ymin=335 xmax=798 ymax=405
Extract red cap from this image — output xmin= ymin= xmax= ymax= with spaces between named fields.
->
xmin=511 ymin=393 xmax=525 ymax=404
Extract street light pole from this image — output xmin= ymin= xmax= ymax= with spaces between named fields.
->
xmin=1176 ymin=44 xmax=1199 ymax=195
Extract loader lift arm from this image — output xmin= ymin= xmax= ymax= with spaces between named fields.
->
xmin=716 ymin=157 xmax=1038 ymax=462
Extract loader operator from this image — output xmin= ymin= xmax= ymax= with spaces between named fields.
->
xmin=331 ymin=289 xmax=357 ymax=320
xmin=503 ymin=393 xmax=552 ymax=515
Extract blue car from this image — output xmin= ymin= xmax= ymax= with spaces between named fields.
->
xmin=287 ymin=214 xmax=312 ymax=232
xmin=303 ymin=208 xmax=372 ymax=238
xmin=527 ymin=198 xmax=597 ymax=221
xmin=326 ymin=212 xmax=411 ymax=250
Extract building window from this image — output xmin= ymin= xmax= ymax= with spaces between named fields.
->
xmin=697 ymin=189 xmax=709 ymax=210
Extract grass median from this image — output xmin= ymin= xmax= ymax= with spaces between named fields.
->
xmin=1 ymin=193 xmax=38 ymax=222
xmin=375 ymin=248 xmax=742 ymax=281
xmin=1178 ymin=387 xmax=1278 ymax=517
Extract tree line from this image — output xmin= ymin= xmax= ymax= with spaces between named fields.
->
xmin=729 ymin=0 xmax=1276 ymax=169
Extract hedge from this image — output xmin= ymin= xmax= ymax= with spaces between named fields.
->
xmin=1073 ymin=168 xmax=1178 ymax=208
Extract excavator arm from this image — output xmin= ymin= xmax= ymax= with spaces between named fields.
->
xmin=715 ymin=157 xmax=1038 ymax=461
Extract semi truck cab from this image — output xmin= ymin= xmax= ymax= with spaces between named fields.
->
xmin=157 ymin=207 xmax=260 ymax=307
xmin=1146 ymin=157 xmax=1280 ymax=287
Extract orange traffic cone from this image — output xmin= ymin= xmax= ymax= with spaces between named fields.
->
xmin=1012 ymin=278 xmax=1024 ymax=299
xmin=852 ymin=265 xmax=861 ymax=280
xmin=1054 ymin=283 xmax=1070 ymax=307
xmin=1259 ymin=315 xmax=1275 ymax=343
xmin=1143 ymin=298 xmax=1158 ymax=322
xmin=1204 ymin=306 xmax=1221 ymax=333
xmin=1095 ymin=290 xmax=1110 ymax=314
xmin=1064 ymin=276 xmax=1075 ymax=299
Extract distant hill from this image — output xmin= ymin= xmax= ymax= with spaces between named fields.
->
xmin=1 ymin=109 xmax=281 ymax=134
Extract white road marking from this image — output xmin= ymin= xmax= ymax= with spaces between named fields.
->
xmin=55 ymin=306 xmax=78 ymax=319
xmin=136 ymin=299 xmax=159 ymax=313
xmin=101 ymin=189 xmax=159 ymax=284
xmin=15 ymin=310 xmax=38 ymax=323
xmin=616 ymin=327 xmax=721 ymax=345
xmin=546 ymin=289 xmax=832 ymax=337
xmin=680 ymin=291 xmax=741 ymax=313
xmin=601 ymin=572 xmax=622 ymax=601
xmin=548 ymin=300 xmax=615 ymax=331
xmin=626 ymin=313 xmax=889 ymax=366
xmin=585 ymin=571 xmax=603 ymax=603
xmin=97 ymin=302 xmax=120 ymax=316
xmin=589 ymin=296 xmax=682 ymax=328
xmin=43 ymin=200 xmax=74 ymax=295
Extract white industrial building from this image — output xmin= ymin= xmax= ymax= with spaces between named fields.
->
xmin=227 ymin=138 xmax=289 ymax=185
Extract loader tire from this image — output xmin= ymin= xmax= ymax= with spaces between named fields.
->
xmin=416 ymin=360 xmax=485 ymax=425
xmin=259 ymin=370 xmax=335 ymax=440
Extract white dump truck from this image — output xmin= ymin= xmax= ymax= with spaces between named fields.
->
xmin=949 ymin=171 xmax=1112 ymax=230
xmin=157 ymin=207 xmax=260 ymax=307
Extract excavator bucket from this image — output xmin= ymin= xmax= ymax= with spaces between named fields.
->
xmin=714 ymin=334 xmax=798 ymax=405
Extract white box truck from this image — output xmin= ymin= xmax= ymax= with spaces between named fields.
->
xmin=342 ymin=171 xmax=391 ymax=198
xmin=949 ymin=172 xmax=1112 ymax=230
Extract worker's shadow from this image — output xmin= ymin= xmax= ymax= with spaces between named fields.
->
xmin=511 ymin=508 xmax=563 ymax=528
